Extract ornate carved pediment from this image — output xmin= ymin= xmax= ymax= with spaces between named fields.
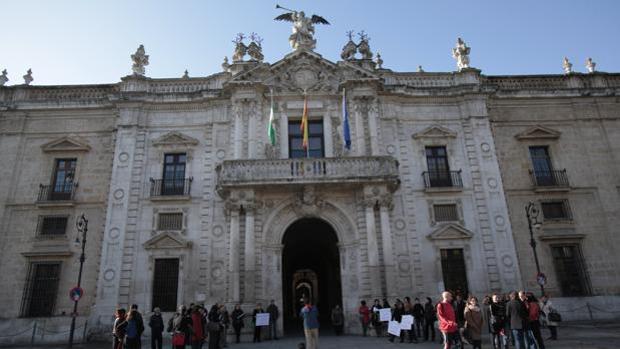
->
xmin=144 ymin=232 xmax=192 ymax=250
xmin=413 ymin=125 xmax=457 ymax=139
xmin=41 ymin=136 xmax=91 ymax=153
xmin=152 ymin=131 xmax=199 ymax=147
xmin=427 ymin=223 xmax=473 ymax=240
xmin=515 ymin=125 xmax=561 ymax=140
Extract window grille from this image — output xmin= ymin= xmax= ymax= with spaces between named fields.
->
xmin=21 ymin=262 xmax=61 ymax=317
xmin=551 ymin=245 xmax=590 ymax=296
xmin=541 ymin=200 xmax=572 ymax=221
xmin=440 ymin=249 xmax=469 ymax=297
xmin=152 ymin=259 xmax=179 ymax=312
xmin=37 ymin=215 xmax=69 ymax=236
xmin=157 ymin=213 xmax=183 ymax=231
xmin=434 ymin=204 xmax=459 ymax=222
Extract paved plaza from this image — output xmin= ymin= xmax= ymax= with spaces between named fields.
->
xmin=16 ymin=321 xmax=620 ymax=349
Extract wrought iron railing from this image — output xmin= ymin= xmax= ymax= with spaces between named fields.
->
xmin=150 ymin=178 xmax=192 ymax=197
xmin=37 ymin=183 xmax=77 ymax=202
xmin=529 ymin=169 xmax=569 ymax=188
xmin=422 ymin=170 xmax=463 ymax=188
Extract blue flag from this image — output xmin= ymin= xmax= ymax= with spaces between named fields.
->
xmin=342 ymin=89 xmax=351 ymax=150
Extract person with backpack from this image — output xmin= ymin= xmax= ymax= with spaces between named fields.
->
xmin=539 ymin=295 xmax=559 ymax=340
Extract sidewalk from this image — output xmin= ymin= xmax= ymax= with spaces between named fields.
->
xmin=13 ymin=321 xmax=620 ymax=349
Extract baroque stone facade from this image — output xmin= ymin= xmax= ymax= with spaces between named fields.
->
xmin=1 ymin=29 xmax=620 ymax=343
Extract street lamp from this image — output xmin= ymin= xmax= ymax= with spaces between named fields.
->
xmin=525 ymin=201 xmax=545 ymax=296
xmin=68 ymin=213 xmax=88 ymax=348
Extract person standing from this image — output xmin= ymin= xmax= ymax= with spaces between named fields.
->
xmin=219 ymin=304 xmax=230 ymax=348
xmin=464 ymin=296 xmax=484 ymax=349
xmin=190 ymin=306 xmax=205 ymax=349
xmin=371 ymin=299 xmax=383 ymax=337
xmin=539 ymin=295 xmax=558 ymax=340
xmin=423 ymin=297 xmax=436 ymax=342
xmin=358 ymin=300 xmax=370 ymax=337
xmin=171 ymin=305 xmax=192 ymax=349
xmin=526 ymin=293 xmax=545 ymax=349
xmin=489 ymin=294 xmax=507 ymax=349
xmin=252 ymin=303 xmax=265 ymax=343
xmin=437 ymin=291 xmax=460 ymax=349
xmin=112 ymin=308 xmax=127 ymax=349
xmin=454 ymin=295 xmax=466 ymax=329
xmin=266 ymin=299 xmax=280 ymax=340
xmin=300 ymin=298 xmax=319 ymax=349
xmin=231 ymin=304 xmax=245 ymax=343
xmin=148 ymin=307 xmax=164 ymax=349
xmin=130 ymin=304 xmax=145 ymax=349
xmin=389 ymin=301 xmax=405 ymax=343
xmin=403 ymin=297 xmax=418 ymax=343
xmin=331 ymin=305 xmax=345 ymax=335
xmin=412 ymin=298 xmax=425 ymax=339
xmin=125 ymin=310 xmax=141 ymax=349
xmin=506 ymin=291 xmax=527 ymax=349
xmin=207 ymin=304 xmax=221 ymax=349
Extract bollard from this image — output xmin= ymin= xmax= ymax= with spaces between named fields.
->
xmin=586 ymin=302 xmax=593 ymax=321
xmin=82 ymin=320 xmax=88 ymax=343
xmin=31 ymin=322 xmax=37 ymax=346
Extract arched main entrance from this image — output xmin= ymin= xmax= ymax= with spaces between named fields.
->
xmin=282 ymin=217 xmax=342 ymax=333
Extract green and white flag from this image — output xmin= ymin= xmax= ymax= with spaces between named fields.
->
xmin=267 ymin=90 xmax=276 ymax=146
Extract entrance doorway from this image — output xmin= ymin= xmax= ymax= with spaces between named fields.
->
xmin=282 ymin=218 xmax=342 ymax=333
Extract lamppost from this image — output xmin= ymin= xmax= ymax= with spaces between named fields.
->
xmin=68 ymin=213 xmax=88 ymax=348
xmin=525 ymin=201 xmax=545 ymax=296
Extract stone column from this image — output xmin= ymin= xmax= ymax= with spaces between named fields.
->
xmin=279 ymin=104 xmax=289 ymax=159
xmin=248 ymin=100 xmax=257 ymax=158
xmin=379 ymin=196 xmax=396 ymax=297
xmin=367 ymin=99 xmax=380 ymax=155
xmin=232 ymin=101 xmax=243 ymax=159
xmin=354 ymin=101 xmax=366 ymax=156
xmin=323 ymin=109 xmax=333 ymax=157
xmin=364 ymin=198 xmax=381 ymax=298
xmin=244 ymin=201 xmax=256 ymax=301
xmin=227 ymin=202 xmax=241 ymax=302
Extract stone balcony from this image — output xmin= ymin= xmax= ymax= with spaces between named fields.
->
xmin=216 ymin=156 xmax=400 ymax=190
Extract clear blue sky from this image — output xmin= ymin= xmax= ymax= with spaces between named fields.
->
xmin=3 ymin=0 xmax=619 ymax=85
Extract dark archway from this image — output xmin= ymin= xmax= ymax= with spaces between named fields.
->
xmin=282 ymin=217 xmax=342 ymax=334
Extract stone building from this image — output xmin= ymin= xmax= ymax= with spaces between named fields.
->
xmin=0 ymin=18 xmax=619 ymax=344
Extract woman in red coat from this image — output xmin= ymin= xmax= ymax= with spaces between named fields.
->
xmin=358 ymin=300 xmax=370 ymax=336
xmin=191 ymin=306 xmax=205 ymax=349
xmin=437 ymin=292 xmax=460 ymax=349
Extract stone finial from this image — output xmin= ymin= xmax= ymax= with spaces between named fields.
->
xmin=585 ymin=57 xmax=596 ymax=73
xmin=0 ymin=69 xmax=8 ymax=86
xmin=182 ymin=70 xmax=189 ymax=79
xmin=417 ymin=65 xmax=425 ymax=73
xmin=357 ymin=31 xmax=373 ymax=60
xmin=222 ymin=56 xmax=230 ymax=71
xmin=23 ymin=69 xmax=33 ymax=85
xmin=232 ymin=33 xmax=247 ymax=62
xmin=451 ymin=37 xmax=471 ymax=71
xmin=562 ymin=57 xmax=573 ymax=74
xmin=247 ymin=33 xmax=264 ymax=62
xmin=131 ymin=44 xmax=149 ymax=76
xmin=341 ymin=31 xmax=357 ymax=60
xmin=374 ymin=52 xmax=383 ymax=69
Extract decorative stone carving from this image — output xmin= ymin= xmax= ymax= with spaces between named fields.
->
xmin=357 ymin=31 xmax=372 ymax=60
xmin=247 ymin=33 xmax=264 ymax=62
xmin=341 ymin=31 xmax=357 ymax=60
xmin=265 ymin=143 xmax=278 ymax=159
xmin=427 ymin=223 xmax=474 ymax=240
xmin=23 ymin=69 xmax=33 ymax=85
xmin=143 ymin=231 xmax=192 ymax=250
xmin=131 ymin=45 xmax=149 ymax=76
xmin=412 ymin=125 xmax=457 ymax=139
xmin=562 ymin=57 xmax=573 ymax=74
xmin=417 ymin=65 xmax=424 ymax=73
xmin=514 ymin=125 xmax=561 ymax=140
xmin=152 ymin=131 xmax=199 ymax=147
xmin=182 ymin=70 xmax=189 ymax=79
xmin=585 ymin=57 xmax=596 ymax=73
xmin=375 ymin=52 xmax=383 ymax=69
xmin=274 ymin=8 xmax=329 ymax=51
xmin=41 ymin=136 xmax=91 ymax=152
xmin=451 ymin=38 xmax=471 ymax=71
xmin=222 ymin=56 xmax=230 ymax=71
xmin=0 ymin=69 xmax=7 ymax=86
xmin=232 ymin=33 xmax=247 ymax=62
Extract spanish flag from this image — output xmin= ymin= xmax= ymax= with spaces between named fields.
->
xmin=300 ymin=95 xmax=309 ymax=152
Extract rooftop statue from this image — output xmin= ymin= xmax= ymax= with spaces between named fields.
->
xmin=0 ymin=69 xmax=8 ymax=86
xmin=563 ymin=57 xmax=573 ymax=74
xmin=23 ymin=69 xmax=33 ymax=85
xmin=585 ymin=57 xmax=596 ymax=73
xmin=274 ymin=4 xmax=329 ymax=51
xmin=131 ymin=45 xmax=149 ymax=76
xmin=451 ymin=37 xmax=471 ymax=71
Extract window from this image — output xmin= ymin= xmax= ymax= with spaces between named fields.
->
xmin=51 ymin=159 xmax=76 ymax=200
xmin=440 ymin=249 xmax=469 ymax=297
xmin=425 ymin=146 xmax=452 ymax=187
xmin=541 ymin=200 xmax=572 ymax=221
xmin=162 ymin=153 xmax=187 ymax=195
xmin=551 ymin=245 xmax=589 ymax=296
xmin=21 ymin=262 xmax=61 ymax=317
xmin=529 ymin=146 xmax=554 ymax=185
xmin=434 ymin=204 xmax=459 ymax=222
xmin=152 ymin=259 xmax=179 ymax=312
xmin=37 ymin=216 xmax=68 ymax=236
xmin=288 ymin=120 xmax=324 ymax=158
xmin=157 ymin=213 xmax=183 ymax=231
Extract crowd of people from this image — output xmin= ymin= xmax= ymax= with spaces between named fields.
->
xmin=110 ymin=292 xmax=560 ymax=349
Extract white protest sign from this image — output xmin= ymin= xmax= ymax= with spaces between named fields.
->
xmin=379 ymin=308 xmax=392 ymax=322
xmin=388 ymin=320 xmax=401 ymax=336
xmin=255 ymin=313 xmax=270 ymax=327
xmin=400 ymin=315 xmax=414 ymax=330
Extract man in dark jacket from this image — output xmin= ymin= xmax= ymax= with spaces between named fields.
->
xmin=148 ymin=307 xmax=164 ymax=349
xmin=412 ymin=298 xmax=425 ymax=338
xmin=506 ymin=292 xmax=527 ymax=349
xmin=266 ymin=299 xmax=279 ymax=340
xmin=453 ymin=294 xmax=466 ymax=328
xmin=489 ymin=294 xmax=507 ymax=349
xmin=131 ymin=304 xmax=145 ymax=349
